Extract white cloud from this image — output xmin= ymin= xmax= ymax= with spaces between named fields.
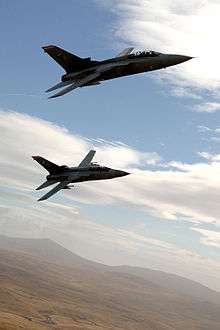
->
xmin=194 ymin=102 xmax=220 ymax=113
xmin=98 ymin=0 xmax=220 ymax=99
xmin=171 ymin=87 xmax=201 ymax=100
xmin=197 ymin=125 xmax=220 ymax=134
xmin=197 ymin=125 xmax=220 ymax=143
xmin=192 ymin=228 xmax=220 ymax=248
xmin=211 ymin=137 xmax=220 ymax=143
xmin=2 ymin=111 xmax=220 ymax=226
xmin=197 ymin=125 xmax=212 ymax=133
xmin=198 ymin=151 xmax=220 ymax=162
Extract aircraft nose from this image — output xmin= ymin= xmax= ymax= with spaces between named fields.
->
xmin=118 ymin=170 xmax=130 ymax=177
xmin=172 ymin=55 xmax=193 ymax=65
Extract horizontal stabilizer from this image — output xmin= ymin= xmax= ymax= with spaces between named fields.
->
xmin=36 ymin=180 xmax=57 ymax=191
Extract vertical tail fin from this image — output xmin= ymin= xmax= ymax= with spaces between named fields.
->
xmin=32 ymin=156 xmax=60 ymax=174
xmin=42 ymin=45 xmax=95 ymax=73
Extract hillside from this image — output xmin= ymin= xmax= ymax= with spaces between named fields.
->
xmin=114 ymin=265 xmax=220 ymax=306
xmin=0 ymin=235 xmax=220 ymax=329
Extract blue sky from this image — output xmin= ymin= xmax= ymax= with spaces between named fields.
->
xmin=1 ymin=0 xmax=220 ymax=291
xmin=0 ymin=0 xmax=213 ymax=159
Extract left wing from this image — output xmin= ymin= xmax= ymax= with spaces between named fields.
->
xmin=38 ymin=179 xmax=71 ymax=201
xmin=36 ymin=180 xmax=58 ymax=191
xmin=46 ymin=80 xmax=74 ymax=93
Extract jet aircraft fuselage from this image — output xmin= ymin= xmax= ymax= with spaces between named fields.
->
xmin=46 ymin=165 xmax=128 ymax=183
xmin=62 ymin=51 xmax=191 ymax=84
xmin=42 ymin=46 xmax=193 ymax=98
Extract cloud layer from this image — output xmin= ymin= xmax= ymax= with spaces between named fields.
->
xmin=192 ymin=228 xmax=220 ymax=248
xmin=2 ymin=111 xmax=220 ymax=225
xmin=1 ymin=111 xmax=220 ymax=290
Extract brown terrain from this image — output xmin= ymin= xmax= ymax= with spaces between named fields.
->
xmin=0 ymin=235 xmax=219 ymax=330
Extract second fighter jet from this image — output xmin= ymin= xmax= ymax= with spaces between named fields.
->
xmin=33 ymin=150 xmax=129 ymax=201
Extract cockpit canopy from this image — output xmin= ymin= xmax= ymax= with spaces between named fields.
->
xmin=90 ymin=162 xmax=100 ymax=167
xmin=90 ymin=162 xmax=110 ymax=171
xmin=130 ymin=50 xmax=160 ymax=58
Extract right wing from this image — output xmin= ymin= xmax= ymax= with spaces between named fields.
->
xmin=38 ymin=180 xmax=71 ymax=201
xmin=78 ymin=150 xmax=96 ymax=168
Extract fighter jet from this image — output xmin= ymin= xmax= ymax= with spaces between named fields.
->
xmin=42 ymin=45 xmax=193 ymax=98
xmin=32 ymin=150 xmax=129 ymax=201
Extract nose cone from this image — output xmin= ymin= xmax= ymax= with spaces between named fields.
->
xmin=117 ymin=170 xmax=130 ymax=177
xmin=177 ymin=55 xmax=193 ymax=63
xmin=170 ymin=54 xmax=193 ymax=65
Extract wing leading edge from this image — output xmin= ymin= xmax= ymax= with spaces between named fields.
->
xmin=78 ymin=150 xmax=96 ymax=167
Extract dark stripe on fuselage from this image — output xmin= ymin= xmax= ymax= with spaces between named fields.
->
xmin=47 ymin=173 xmax=115 ymax=183
xmin=62 ymin=54 xmax=163 ymax=83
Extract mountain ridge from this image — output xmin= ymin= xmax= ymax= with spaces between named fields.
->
xmin=0 ymin=234 xmax=219 ymax=329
